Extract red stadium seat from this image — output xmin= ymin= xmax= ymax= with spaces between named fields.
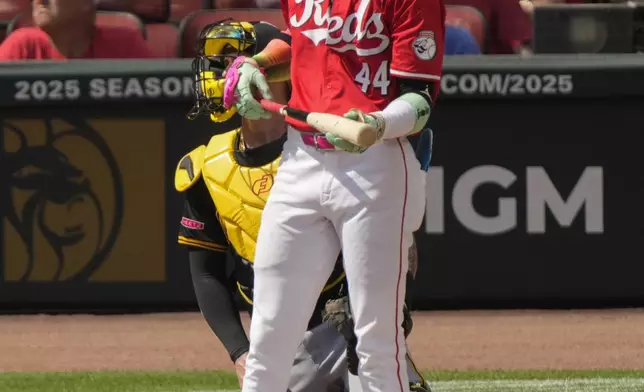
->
xmin=94 ymin=11 xmax=148 ymax=38
xmin=6 ymin=10 xmax=147 ymax=38
xmin=213 ymin=0 xmax=280 ymax=8
xmin=146 ymin=23 xmax=179 ymax=57
xmin=177 ymin=8 xmax=286 ymax=58
xmin=98 ymin=0 xmax=171 ymax=23
xmin=5 ymin=10 xmax=26 ymax=32
xmin=445 ymin=5 xmax=486 ymax=49
xmin=170 ymin=0 xmax=211 ymax=23
xmin=0 ymin=0 xmax=30 ymax=22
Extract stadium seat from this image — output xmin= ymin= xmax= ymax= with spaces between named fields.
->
xmin=6 ymin=10 xmax=147 ymax=38
xmin=98 ymin=0 xmax=171 ymax=23
xmin=170 ymin=0 xmax=211 ymax=23
xmin=146 ymin=23 xmax=179 ymax=57
xmin=445 ymin=5 xmax=486 ymax=49
xmin=0 ymin=0 xmax=30 ymax=22
xmin=213 ymin=0 xmax=280 ymax=8
xmin=177 ymin=8 xmax=286 ymax=58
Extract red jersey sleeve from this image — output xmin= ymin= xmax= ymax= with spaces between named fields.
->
xmin=388 ymin=0 xmax=445 ymax=82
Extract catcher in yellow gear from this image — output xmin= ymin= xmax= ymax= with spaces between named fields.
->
xmin=175 ymin=20 xmax=430 ymax=392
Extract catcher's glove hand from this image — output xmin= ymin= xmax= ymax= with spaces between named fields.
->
xmin=322 ymin=296 xmax=359 ymax=375
xmin=345 ymin=335 xmax=359 ymax=376
xmin=326 ymin=109 xmax=384 ymax=153
xmin=322 ymin=296 xmax=354 ymax=340
xmin=322 ymin=296 xmax=414 ymax=375
xmin=403 ymin=303 xmax=413 ymax=338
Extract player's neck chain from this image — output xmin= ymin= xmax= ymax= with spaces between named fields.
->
xmin=238 ymin=131 xmax=249 ymax=152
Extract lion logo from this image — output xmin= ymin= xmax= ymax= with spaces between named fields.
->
xmin=2 ymin=118 xmax=124 ymax=282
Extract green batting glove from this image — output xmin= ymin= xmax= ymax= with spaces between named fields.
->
xmin=234 ymin=61 xmax=273 ymax=120
xmin=326 ymin=109 xmax=379 ymax=153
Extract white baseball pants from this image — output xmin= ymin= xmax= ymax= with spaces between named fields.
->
xmin=242 ymin=127 xmax=426 ymax=392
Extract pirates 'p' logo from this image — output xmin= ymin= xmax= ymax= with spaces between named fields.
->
xmin=2 ymin=118 xmax=124 ymax=282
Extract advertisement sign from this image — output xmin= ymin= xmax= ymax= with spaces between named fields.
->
xmin=3 ymin=58 xmax=644 ymax=310
xmin=2 ymin=117 xmax=166 ymax=283
xmin=409 ymin=98 xmax=644 ymax=308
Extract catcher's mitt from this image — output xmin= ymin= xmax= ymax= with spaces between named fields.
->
xmin=322 ymin=296 xmax=414 ymax=376
xmin=322 ymin=296 xmax=359 ymax=374
xmin=402 ymin=303 xmax=413 ymax=338
xmin=322 ymin=296 xmax=354 ymax=340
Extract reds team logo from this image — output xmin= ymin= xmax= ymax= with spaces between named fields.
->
xmin=290 ymin=0 xmax=390 ymax=56
xmin=252 ymin=174 xmax=274 ymax=196
xmin=413 ymin=31 xmax=437 ymax=61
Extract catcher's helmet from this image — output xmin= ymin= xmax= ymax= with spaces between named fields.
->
xmin=188 ymin=20 xmax=257 ymax=123
xmin=187 ymin=20 xmax=282 ymax=123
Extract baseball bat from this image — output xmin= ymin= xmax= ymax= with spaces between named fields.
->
xmin=259 ymin=99 xmax=379 ymax=148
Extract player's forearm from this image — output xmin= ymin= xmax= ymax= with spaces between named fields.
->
xmin=188 ymin=250 xmax=249 ymax=363
xmin=372 ymin=80 xmax=434 ymax=140
xmin=373 ymin=93 xmax=430 ymax=140
xmin=265 ymin=61 xmax=291 ymax=82
xmin=252 ymin=37 xmax=292 ymax=68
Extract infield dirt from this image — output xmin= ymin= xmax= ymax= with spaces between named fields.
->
xmin=1 ymin=309 xmax=643 ymax=372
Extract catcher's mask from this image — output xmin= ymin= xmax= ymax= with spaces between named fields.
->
xmin=187 ymin=20 xmax=257 ymax=123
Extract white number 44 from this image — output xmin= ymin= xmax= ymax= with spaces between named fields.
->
xmin=355 ymin=61 xmax=390 ymax=95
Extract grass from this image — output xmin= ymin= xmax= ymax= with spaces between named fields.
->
xmin=2 ymin=370 xmax=644 ymax=392
xmin=423 ymin=369 xmax=644 ymax=380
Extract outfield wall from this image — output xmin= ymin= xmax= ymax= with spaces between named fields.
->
xmin=2 ymin=56 xmax=644 ymax=311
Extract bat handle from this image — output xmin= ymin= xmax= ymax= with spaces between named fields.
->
xmin=259 ymin=99 xmax=286 ymax=115
xmin=259 ymin=98 xmax=312 ymax=131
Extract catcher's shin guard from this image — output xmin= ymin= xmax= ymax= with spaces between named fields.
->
xmin=410 ymin=381 xmax=432 ymax=392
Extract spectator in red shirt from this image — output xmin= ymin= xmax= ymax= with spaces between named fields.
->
xmin=0 ymin=0 xmax=153 ymax=60
xmin=447 ymin=0 xmax=533 ymax=54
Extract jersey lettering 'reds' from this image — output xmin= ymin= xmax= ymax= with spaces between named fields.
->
xmin=282 ymin=0 xmax=444 ymax=116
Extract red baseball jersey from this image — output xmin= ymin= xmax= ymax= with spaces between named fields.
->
xmin=281 ymin=0 xmax=445 ymax=119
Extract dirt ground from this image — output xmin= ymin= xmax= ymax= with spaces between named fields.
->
xmin=1 ymin=309 xmax=644 ymax=372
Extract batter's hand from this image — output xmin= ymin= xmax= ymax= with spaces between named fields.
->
xmin=227 ymin=57 xmax=273 ymax=120
xmin=234 ymin=352 xmax=247 ymax=388
xmin=326 ymin=109 xmax=383 ymax=153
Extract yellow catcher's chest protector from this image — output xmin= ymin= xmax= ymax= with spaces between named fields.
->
xmin=175 ymin=130 xmax=346 ymax=304
xmin=202 ymin=130 xmax=279 ymax=262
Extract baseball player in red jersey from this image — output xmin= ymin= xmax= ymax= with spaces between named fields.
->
xmin=224 ymin=0 xmax=445 ymax=391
